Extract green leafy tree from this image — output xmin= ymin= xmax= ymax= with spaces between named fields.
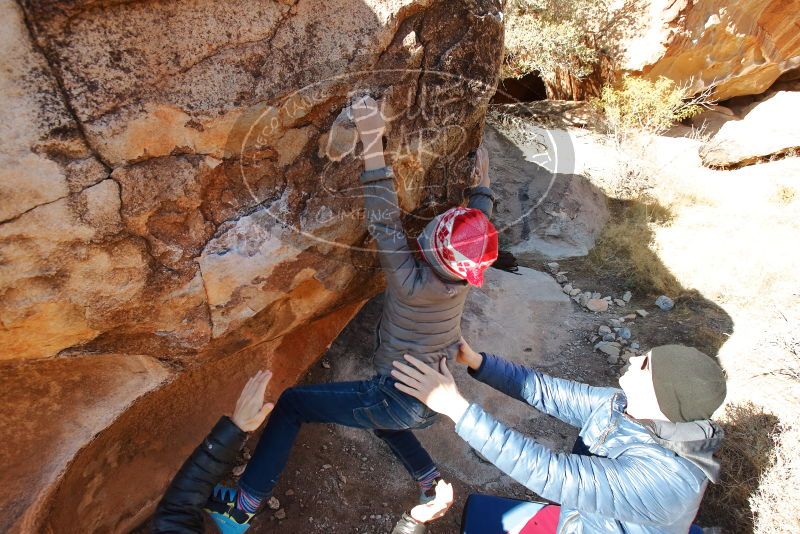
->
xmin=503 ymin=0 xmax=643 ymax=82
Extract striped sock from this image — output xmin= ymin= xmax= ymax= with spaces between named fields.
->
xmin=416 ymin=467 xmax=442 ymax=493
xmin=236 ymin=487 xmax=263 ymax=514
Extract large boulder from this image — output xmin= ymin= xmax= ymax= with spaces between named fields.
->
xmin=628 ymin=0 xmax=800 ymax=101
xmin=546 ymin=0 xmax=800 ymax=101
xmin=700 ymin=91 xmax=800 ymax=169
xmin=0 ymin=0 xmax=504 ymax=531
xmin=483 ymin=122 xmax=609 ymax=260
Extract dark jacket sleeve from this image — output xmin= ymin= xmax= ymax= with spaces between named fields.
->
xmin=361 ymin=166 xmax=421 ymax=293
xmin=152 ymin=416 xmax=247 ymax=533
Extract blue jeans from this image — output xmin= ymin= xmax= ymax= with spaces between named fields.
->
xmin=239 ymin=375 xmax=438 ymax=498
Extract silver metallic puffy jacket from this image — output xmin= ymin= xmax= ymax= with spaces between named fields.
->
xmin=455 ymin=353 xmax=724 ymax=534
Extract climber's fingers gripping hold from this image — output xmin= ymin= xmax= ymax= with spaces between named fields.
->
xmin=352 ymin=95 xmax=385 ymax=141
xmin=473 ymin=144 xmax=490 ymax=188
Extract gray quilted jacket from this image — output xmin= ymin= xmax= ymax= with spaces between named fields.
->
xmin=455 ymin=353 xmax=724 ymax=534
xmin=360 ymin=166 xmax=494 ymax=376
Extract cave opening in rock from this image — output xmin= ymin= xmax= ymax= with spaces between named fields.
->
xmin=491 ymin=72 xmax=548 ymax=104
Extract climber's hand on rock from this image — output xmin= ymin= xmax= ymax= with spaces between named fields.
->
xmin=352 ymin=95 xmax=385 ymax=140
xmin=456 ymin=336 xmax=483 ymax=370
xmin=473 ymin=145 xmax=490 ymax=188
xmin=232 ymin=370 xmax=274 ymax=432
xmin=410 ymin=479 xmax=455 ymax=523
xmin=392 ymin=356 xmax=470 ymax=423
xmin=351 ymin=96 xmax=386 ymax=170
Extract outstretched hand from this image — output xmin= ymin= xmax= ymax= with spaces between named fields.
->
xmin=409 ymin=479 xmax=454 ymax=523
xmin=473 ymin=145 xmax=490 ymax=188
xmin=350 ymin=95 xmax=386 ymax=170
xmin=391 ymin=356 xmax=470 ymax=423
xmin=232 ymin=370 xmax=274 ymax=432
xmin=351 ymin=95 xmax=385 ymax=140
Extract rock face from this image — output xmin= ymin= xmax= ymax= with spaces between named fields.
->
xmin=483 ymin=124 xmax=609 ymax=260
xmin=700 ymin=91 xmax=800 ymax=169
xmin=0 ymin=0 xmax=503 ymax=531
xmin=629 ymin=0 xmax=800 ymax=101
xmin=547 ymin=0 xmax=800 ymax=101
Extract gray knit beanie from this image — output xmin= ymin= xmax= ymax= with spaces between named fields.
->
xmin=651 ymin=344 xmax=727 ymax=423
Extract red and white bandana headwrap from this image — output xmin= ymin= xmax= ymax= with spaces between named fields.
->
xmin=420 ymin=207 xmax=498 ymax=286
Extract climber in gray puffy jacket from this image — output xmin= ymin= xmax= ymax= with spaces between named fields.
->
xmin=204 ymin=96 xmax=498 ymax=532
xmin=392 ymin=341 xmax=727 ymax=534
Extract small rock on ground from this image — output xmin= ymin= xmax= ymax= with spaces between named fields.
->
xmin=586 ymin=299 xmax=609 ymax=312
xmin=268 ymin=497 xmax=281 ymax=510
xmin=636 ymin=309 xmax=649 ymax=318
xmin=622 ymin=291 xmax=632 ymax=303
xmin=655 ymin=295 xmax=675 ymax=311
xmin=595 ymin=341 xmax=622 ymax=358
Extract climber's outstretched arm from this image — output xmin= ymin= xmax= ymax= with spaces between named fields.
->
xmin=352 ymin=97 xmax=419 ymax=292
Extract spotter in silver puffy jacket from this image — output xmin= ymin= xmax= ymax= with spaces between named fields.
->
xmin=455 ymin=353 xmax=724 ymax=534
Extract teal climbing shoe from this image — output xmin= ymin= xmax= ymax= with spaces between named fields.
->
xmin=203 ymin=484 xmax=254 ymax=534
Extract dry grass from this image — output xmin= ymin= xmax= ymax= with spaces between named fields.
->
xmin=746 ymin=312 xmax=800 ymax=532
xmin=588 ymin=197 xmax=800 ymax=534
xmin=751 ymin=421 xmax=800 ymax=534
xmin=507 ymin=100 xmax=800 ymax=532
xmin=772 ymin=185 xmax=796 ymax=205
xmin=587 ymin=199 xmax=682 ymax=296
xmin=698 ymin=403 xmax=781 ymax=532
